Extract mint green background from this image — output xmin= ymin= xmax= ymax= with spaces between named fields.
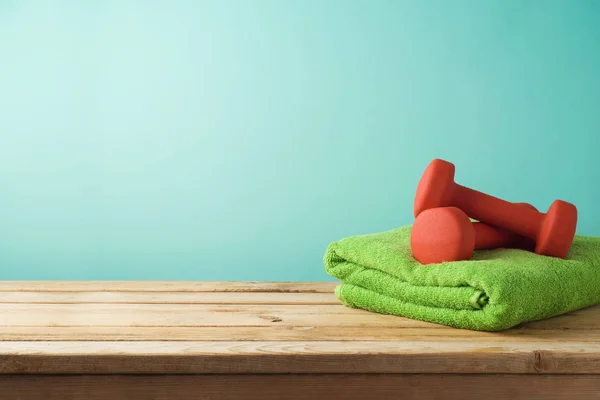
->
xmin=1 ymin=1 xmax=599 ymax=281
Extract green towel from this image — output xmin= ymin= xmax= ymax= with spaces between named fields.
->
xmin=324 ymin=225 xmax=600 ymax=331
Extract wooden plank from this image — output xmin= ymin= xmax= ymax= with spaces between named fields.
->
xmin=1 ymin=340 xmax=600 ymax=374
xmin=510 ymin=305 xmax=600 ymax=330
xmin=0 ymin=303 xmax=443 ymax=328
xmin=1 ymin=374 xmax=599 ymax=400
xmin=2 ymin=326 xmax=600 ymax=342
xmin=0 ymin=291 xmax=338 ymax=304
xmin=517 ymin=307 xmax=600 ymax=329
xmin=0 ymin=281 xmax=337 ymax=293
xmin=4 ymin=302 xmax=600 ymax=329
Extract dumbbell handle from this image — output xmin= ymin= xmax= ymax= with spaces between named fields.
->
xmin=454 ymin=184 xmax=541 ymax=240
xmin=473 ymin=222 xmax=530 ymax=250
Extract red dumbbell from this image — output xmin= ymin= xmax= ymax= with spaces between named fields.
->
xmin=410 ymin=205 xmax=537 ymax=265
xmin=414 ymin=159 xmax=578 ymax=259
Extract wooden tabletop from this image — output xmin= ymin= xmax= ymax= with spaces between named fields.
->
xmin=0 ymin=281 xmax=599 ymax=375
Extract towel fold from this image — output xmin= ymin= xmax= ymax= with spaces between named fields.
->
xmin=324 ymin=225 xmax=600 ymax=331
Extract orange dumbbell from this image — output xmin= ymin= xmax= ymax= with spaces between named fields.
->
xmin=414 ymin=159 xmax=577 ymax=259
xmin=410 ymin=205 xmax=536 ymax=265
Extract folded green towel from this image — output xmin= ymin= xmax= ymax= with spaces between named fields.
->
xmin=324 ymin=225 xmax=600 ymax=331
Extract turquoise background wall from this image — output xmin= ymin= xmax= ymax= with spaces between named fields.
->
xmin=1 ymin=0 xmax=599 ymax=280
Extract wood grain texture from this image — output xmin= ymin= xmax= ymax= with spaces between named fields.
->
xmin=0 ymin=281 xmax=337 ymax=293
xmin=1 ymin=281 xmax=600 ymax=376
xmin=3 ymin=301 xmax=600 ymax=329
xmin=2 ymin=374 xmax=600 ymax=400
xmin=1 ymin=340 xmax=599 ymax=374
xmin=3 ymin=326 xmax=599 ymax=342
xmin=0 ymin=303 xmax=440 ymax=327
xmin=0 ymin=291 xmax=339 ymax=304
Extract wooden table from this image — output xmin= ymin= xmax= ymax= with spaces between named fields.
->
xmin=0 ymin=281 xmax=599 ymax=399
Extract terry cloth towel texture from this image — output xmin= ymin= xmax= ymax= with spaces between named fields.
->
xmin=324 ymin=225 xmax=600 ymax=331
